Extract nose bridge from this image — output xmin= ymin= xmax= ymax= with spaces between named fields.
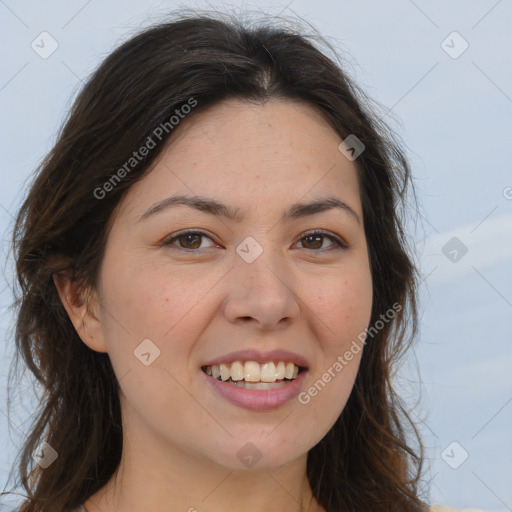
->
xmin=223 ymin=234 xmax=300 ymax=327
xmin=234 ymin=233 xmax=287 ymax=287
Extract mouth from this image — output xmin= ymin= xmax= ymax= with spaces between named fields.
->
xmin=201 ymin=361 xmax=307 ymax=390
xmin=200 ymin=349 xmax=310 ymax=410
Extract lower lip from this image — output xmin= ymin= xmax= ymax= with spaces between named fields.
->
xmin=202 ymin=370 xmax=308 ymax=411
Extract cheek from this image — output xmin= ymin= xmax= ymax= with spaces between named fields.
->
xmin=100 ymin=263 xmax=218 ymax=388
xmin=99 ymin=269 xmax=202 ymax=414
xmin=308 ymin=268 xmax=373 ymax=348
xmin=104 ymin=262 xmax=208 ymax=340
xmin=303 ymin=265 xmax=371 ymax=422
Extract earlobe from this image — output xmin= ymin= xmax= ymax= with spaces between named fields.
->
xmin=52 ymin=273 xmax=108 ymax=353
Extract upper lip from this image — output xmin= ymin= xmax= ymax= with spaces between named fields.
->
xmin=202 ymin=349 xmax=309 ymax=369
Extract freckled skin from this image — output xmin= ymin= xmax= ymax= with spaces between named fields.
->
xmin=57 ymin=98 xmax=373 ymax=512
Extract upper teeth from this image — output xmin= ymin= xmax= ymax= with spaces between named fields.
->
xmin=205 ymin=361 xmax=300 ymax=382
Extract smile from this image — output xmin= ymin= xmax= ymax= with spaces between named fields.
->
xmin=202 ymin=360 xmax=304 ymax=387
xmin=201 ymin=360 xmax=308 ymax=411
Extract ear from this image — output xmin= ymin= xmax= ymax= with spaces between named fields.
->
xmin=53 ymin=273 xmax=108 ymax=353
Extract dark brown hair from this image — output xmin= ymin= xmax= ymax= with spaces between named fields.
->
xmin=3 ymin=9 xmax=427 ymax=512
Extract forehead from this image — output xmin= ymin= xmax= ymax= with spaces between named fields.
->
xmin=115 ymin=98 xmax=362 ymax=221
xmin=164 ymin=97 xmax=342 ymax=161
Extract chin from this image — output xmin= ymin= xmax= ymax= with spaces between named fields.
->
xmin=200 ymin=433 xmax=311 ymax=471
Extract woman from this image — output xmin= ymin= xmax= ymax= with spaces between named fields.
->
xmin=4 ymin=9 xmax=442 ymax=512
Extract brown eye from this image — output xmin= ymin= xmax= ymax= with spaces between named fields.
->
xmin=163 ymin=231 xmax=215 ymax=251
xmin=301 ymin=234 xmax=324 ymax=250
xmin=176 ymin=233 xmax=203 ymax=249
xmin=297 ymin=231 xmax=347 ymax=251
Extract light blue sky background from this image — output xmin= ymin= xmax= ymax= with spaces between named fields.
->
xmin=1 ymin=1 xmax=511 ymax=510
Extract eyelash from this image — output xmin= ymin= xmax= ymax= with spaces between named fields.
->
xmin=162 ymin=229 xmax=348 ymax=253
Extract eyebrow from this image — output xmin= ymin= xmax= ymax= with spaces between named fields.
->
xmin=139 ymin=194 xmax=361 ymax=225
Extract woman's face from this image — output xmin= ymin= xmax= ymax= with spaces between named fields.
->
xmin=83 ymin=98 xmax=373 ymax=470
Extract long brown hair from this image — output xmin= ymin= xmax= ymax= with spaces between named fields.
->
xmin=3 ymin=10 xmax=427 ymax=511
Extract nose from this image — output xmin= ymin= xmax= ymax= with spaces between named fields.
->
xmin=222 ymin=248 xmax=301 ymax=331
